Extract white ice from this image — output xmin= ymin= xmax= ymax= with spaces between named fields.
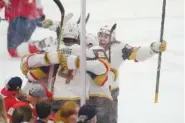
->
xmin=0 ymin=0 xmax=184 ymax=123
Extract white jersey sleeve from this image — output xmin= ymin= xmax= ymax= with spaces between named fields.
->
xmin=119 ymin=42 xmax=155 ymax=62
xmin=134 ymin=47 xmax=155 ymax=61
xmin=61 ymin=44 xmax=110 ymax=75
xmin=20 ymin=52 xmax=79 ymax=79
xmin=22 ymin=52 xmax=61 ymax=69
xmin=108 ymin=41 xmax=157 ymax=91
xmin=60 ymin=44 xmax=110 ymax=87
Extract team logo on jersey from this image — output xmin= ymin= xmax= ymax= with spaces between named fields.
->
xmin=92 ymin=49 xmax=108 ymax=60
xmin=61 ymin=47 xmax=72 ymax=55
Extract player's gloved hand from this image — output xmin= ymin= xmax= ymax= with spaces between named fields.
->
xmin=58 ymin=52 xmax=80 ymax=70
xmin=40 ymin=19 xmax=53 ymax=28
xmin=150 ymin=40 xmax=167 ymax=53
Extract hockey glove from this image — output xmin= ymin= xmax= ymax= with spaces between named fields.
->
xmin=40 ymin=19 xmax=53 ymax=28
xmin=150 ymin=40 xmax=167 ymax=53
xmin=58 ymin=53 xmax=80 ymax=70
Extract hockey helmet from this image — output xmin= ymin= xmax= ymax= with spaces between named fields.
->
xmin=63 ymin=22 xmax=80 ymax=40
xmin=86 ymin=33 xmax=98 ymax=48
xmin=97 ymin=25 xmax=116 ymax=42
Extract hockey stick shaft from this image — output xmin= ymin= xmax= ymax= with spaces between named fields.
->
xmin=108 ymin=23 xmax=117 ymax=63
xmin=85 ymin=13 xmax=90 ymax=24
xmin=154 ymin=0 xmax=166 ymax=103
xmin=48 ymin=0 xmax=65 ymax=101
xmin=53 ymin=0 xmax=65 ymax=51
xmin=77 ymin=13 xmax=90 ymax=24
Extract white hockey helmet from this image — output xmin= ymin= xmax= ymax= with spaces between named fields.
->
xmin=97 ymin=25 xmax=116 ymax=42
xmin=63 ymin=22 xmax=80 ymax=40
xmin=86 ymin=33 xmax=98 ymax=47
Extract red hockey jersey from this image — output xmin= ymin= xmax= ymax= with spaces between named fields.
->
xmin=0 ymin=0 xmax=43 ymax=21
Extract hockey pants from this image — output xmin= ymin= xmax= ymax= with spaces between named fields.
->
xmin=111 ymin=88 xmax=119 ymax=123
xmin=88 ymin=96 xmax=114 ymax=123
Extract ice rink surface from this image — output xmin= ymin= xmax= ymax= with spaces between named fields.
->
xmin=0 ymin=0 xmax=184 ymax=123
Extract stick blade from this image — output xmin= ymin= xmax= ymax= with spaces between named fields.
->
xmin=111 ymin=23 xmax=117 ymax=33
xmin=85 ymin=13 xmax=90 ymax=23
xmin=77 ymin=13 xmax=90 ymax=24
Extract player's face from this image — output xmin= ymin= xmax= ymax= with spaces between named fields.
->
xmin=99 ymin=33 xmax=110 ymax=44
xmin=98 ymin=32 xmax=110 ymax=49
xmin=63 ymin=38 xmax=77 ymax=46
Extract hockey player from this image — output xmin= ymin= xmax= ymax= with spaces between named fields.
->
xmin=85 ymin=33 xmax=118 ymax=123
xmin=97 ymin=25 xmax=167 ymax=123
xmin=52 ymin=28 xmax=117 ymax=123
xmin=20 ymin=44 xmax=110 ymax=112
xmin=51 ymin=22 xmax=112 ymax=114
xmin=0 ymin=0 xmax=55 ymax=57
xmin=20 ymin=22 xmax=111 ymax=117
xmin=60 ymin=30 xmax=118 ymax=123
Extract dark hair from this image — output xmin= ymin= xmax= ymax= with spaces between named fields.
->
xmin=12 ymin=106 xmax=33 ymax=123
xmin=36 ymin=100 xmax=52 ymax=119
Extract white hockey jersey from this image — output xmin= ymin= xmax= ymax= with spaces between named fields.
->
xmin=108 ymin=41 xmax=156 ymax=90
xmin=87 ymin=46 xmax=114 ymax=100
xmin=88 ymin=70 xmax=115 ymax=100
xmin=53 ymin=44 xmax=111 ymax=100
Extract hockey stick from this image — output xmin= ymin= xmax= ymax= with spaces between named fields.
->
xmin=108 ymin=23 xmax=117 ymax=63
xmin=48 ymin=0 xmax=65 ymax=101
xmin=53 ymin=0 xmax=65 ymax=50
xmin=76 ymin=13 xmax=90 ymax=45
xmin=77 ymin=13 xmax=90 ymax=24
xmin=77 ymin=16 xmax=80 ymax=24
xmin=85 ymin=13 xmax=90 ymax=24
xmin=154 ymin=0 xmax=166 ymax=103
